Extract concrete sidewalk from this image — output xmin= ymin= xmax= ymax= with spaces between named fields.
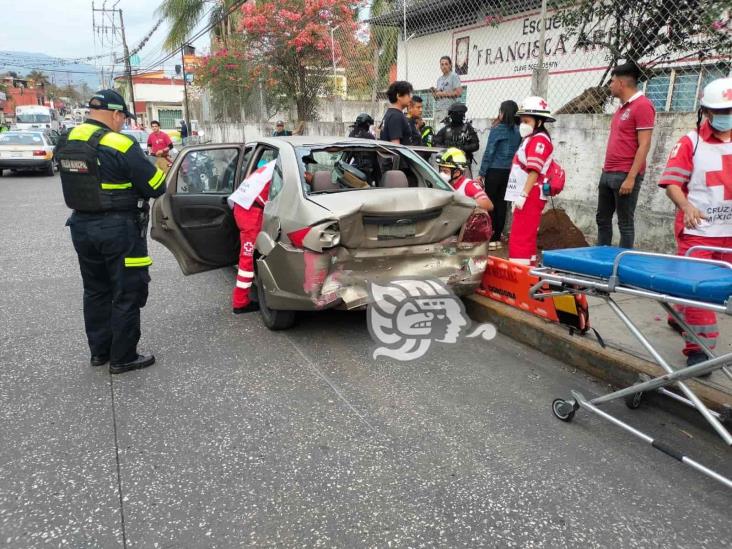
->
xmin=587 ymin=294 xmax=732 ymax=395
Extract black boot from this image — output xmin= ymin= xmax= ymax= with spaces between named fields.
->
xmin=687 ymin=351 xmax=712 ymax=378
xmin=233 ymin=302 xmax=259 ymax=314
xmin=110 ymin=354 xmax=156 ymax=375
xmin=90 ymin=355 xmax=110 ymax=367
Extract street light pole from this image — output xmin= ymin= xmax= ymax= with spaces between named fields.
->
xmin=181 ymin=45 xmax=191 ymax=132
xmin=118 ymin=9 xmax=137 ymax=120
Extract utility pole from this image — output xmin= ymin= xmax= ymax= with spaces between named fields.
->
xmin=118 ymin=9 xmax=137 ymax=119
xmin=92 ymin=2 xmax=136 ymax=118
xmin=181 ymin=45 xmax=191 ymax=130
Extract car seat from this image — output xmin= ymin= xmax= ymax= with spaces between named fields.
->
xmin=381 ymin=170 xmax=408 ymax=188
xmin=311 ymin=171 xmax=338 ymax=192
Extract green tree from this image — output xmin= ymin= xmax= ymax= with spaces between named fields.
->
xmin=369 ymin=0 xmax=398 ymax=100
xmin=26 ymin=70 xmax=50 ymax=88
xmin=157 ymin=0 xmax=240 ymax=51
xmin=556 ymin=0 xmax=732 ymax=113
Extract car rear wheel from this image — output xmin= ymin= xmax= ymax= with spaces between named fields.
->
xmin=256 ymin=276 xmax=296 ymax=330
xmin=44 ymin=162 xmax=54 ymax=176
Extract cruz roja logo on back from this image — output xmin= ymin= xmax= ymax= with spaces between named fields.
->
xmin=367 ymin=278 xmax=497 ymax=361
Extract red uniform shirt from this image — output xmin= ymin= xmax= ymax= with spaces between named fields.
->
xmin=147 ymin=130 xmax=173 ymax=155
xmin=520 ymin=133 xmax=553 ymax=174
xmin=603 ymin=92 xmax=655 ymax=174
xmin=452 ymin=175 xmax=489 ymax=202
xmin=659 ymin=120 xmax=732 ymax=238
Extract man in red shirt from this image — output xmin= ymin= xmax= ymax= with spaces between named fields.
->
xmin=596 ymin=63 xmax=655 ymax=248
xmin=146 ymin=120 xmax=173 ymax=157
xmin=659 ymin=77 xmax=732 ymax=370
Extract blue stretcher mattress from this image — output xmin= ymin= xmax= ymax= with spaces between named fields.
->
xmin=542 ymin=246 xmax=732 ymax=305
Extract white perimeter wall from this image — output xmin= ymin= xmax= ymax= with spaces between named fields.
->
xmin=201 ymin=112 xmax=696 ymax=252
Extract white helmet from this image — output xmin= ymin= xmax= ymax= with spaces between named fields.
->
xmin=700 ymin=77 xmax=732 ymax=110
xmin=517 ymin=96 xmax=556 ymax=122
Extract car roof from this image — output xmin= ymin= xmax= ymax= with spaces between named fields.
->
xmin=254 ymin=136 xmax=408 ymax=149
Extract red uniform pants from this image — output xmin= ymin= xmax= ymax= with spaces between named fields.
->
xmin=508 ymin=185 xmax=546 ymax=265
xmin=675 ymin=233 xmax=732 ymax=355
xmin=232 ymin=203 xmax=264 ymax=308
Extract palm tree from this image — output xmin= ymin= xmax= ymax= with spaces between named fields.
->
xmin=27 ymin=70 xmax=50 ymax=88
xmin=157 ymin=0 xmax=240 ymax=51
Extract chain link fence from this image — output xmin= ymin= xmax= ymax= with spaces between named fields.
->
xmin=337 ymin=0 xmax=732 ymax=125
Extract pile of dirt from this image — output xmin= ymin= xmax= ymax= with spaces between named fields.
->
xmin=538 ymin=208 xmax=589 ymax=251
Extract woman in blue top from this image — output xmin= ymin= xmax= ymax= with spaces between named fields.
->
xmin=477 ymin=100 xmax=522 ymax=248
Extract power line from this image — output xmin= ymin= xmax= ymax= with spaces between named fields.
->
xmin=137 ymin=0 xmax=247 ymax=74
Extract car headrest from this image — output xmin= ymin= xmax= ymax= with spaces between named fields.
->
xmin=311 ymin=171 xmax=337 ymax=192
xmin=381 ymin=170 xmax=408 ymax=188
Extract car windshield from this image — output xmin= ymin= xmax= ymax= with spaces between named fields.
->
xmin=16 ymin=113 xmax=51 ymax=124
xmin=295 ymin=144 xmax=452 ymax=194
xmin=0 ymin=132 xmax=46 ymax=145
xmin=122 ymin=131 xmax=148 ymax=143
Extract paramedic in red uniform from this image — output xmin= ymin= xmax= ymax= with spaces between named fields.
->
xmin=228 ymin=163 xmax=273 ymax=313
xmin=507 ymin=96 xmax=555 ymax=265
xmin=659 ymin=77 xmax=732 ymax=372
xmin=436 ymin=147 xmax=493 ymax=211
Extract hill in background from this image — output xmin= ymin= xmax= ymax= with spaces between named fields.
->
xmin=0 ymin=51 xmax=100 ymax=89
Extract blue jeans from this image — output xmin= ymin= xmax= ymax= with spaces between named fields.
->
xmin=596 ymin=171 xmax=643 ymax=249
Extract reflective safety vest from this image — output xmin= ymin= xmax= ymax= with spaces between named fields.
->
xmin=57 ymin=123 xmax=140 ymax=212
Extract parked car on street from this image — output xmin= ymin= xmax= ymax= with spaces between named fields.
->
xmin=121 ymin=129 xmax=150 ymax=145
xmin=152 ymin=137 xmax=489 ymax=329
xmin=0 ymin=131 xmax=56 ymax=176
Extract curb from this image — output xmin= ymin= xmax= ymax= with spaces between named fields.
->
xmin=465 ymin=294 xmax=732 ymax=412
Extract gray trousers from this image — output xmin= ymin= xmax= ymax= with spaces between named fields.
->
xmin=596 ymin=171 xmax=643 ymax=249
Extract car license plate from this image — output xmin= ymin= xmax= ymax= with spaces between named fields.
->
xmin=378 ymin=223 xmax=415 ymax=239
xmin=11 ymin=152 xmax=23 ymax=158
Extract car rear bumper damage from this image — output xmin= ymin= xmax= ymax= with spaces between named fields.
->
xmin=260 ymin=239 xmax=489 ymax=311
xmin=0 ymin=159 xmax=52 ymax=170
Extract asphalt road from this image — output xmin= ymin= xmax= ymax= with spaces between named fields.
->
xmin=1 ymin=172 xmax=730 ymax=548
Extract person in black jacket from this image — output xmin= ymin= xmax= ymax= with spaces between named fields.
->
xmin=348 ymin=113 xmax=375 ymax=139
xmin=348 ymin=113 xmax=377 ymax=183
xmin=433 ymin=103 xmax=480 ymax=169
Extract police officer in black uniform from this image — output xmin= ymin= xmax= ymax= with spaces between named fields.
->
xmin=56 ymin=89 xmax=166 ymax=374
xmin=347 ymin=113 xmax=377 ymax=183
xmin=433 ymin=102 xmax=480 ymax=169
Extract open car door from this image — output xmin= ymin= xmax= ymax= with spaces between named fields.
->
xmin=151 ymin=143 xmax=251 ymax=275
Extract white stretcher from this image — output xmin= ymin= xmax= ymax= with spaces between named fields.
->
xmin=529 ymin=246 xmax=732 ymax=489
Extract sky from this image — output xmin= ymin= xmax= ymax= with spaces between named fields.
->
xmin=0 ymin=0 xmax=211 ymax=75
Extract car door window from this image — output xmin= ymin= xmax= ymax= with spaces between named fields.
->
xmin=269 ymin=158 xmax=285 ymax=200
xmin=177 ymin=148 xmax=239 ymax=194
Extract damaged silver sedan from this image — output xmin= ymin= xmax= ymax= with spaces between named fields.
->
xmin=151 ymin=137 xmax=489 ymax=329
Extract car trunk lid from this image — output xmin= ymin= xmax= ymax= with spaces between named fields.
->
xmin=305 ymin=188 xmax=474 ymax=249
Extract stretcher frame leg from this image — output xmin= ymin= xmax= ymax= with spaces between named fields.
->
xmin=662 ymin=302 xmax=732 ymax=383
xmin=554 ymin=391 xmax=732 ymax=490
xmin=600 ymin=298 xmax=732 ymax=445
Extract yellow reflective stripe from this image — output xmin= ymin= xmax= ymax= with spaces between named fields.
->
xmin=99 ymin=132 xmax=134 ymax=153
xmin=68 ymin=123 xmax=100 ymax=142
xmin=100 ymin=182 xmax=132 ymax=190
xmin=124 ymin=256 xmax=153 ymax=268
xmin=148 ymin=168 xmax=165 ymax=190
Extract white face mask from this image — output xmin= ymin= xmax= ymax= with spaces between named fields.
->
xmin=519 ymin=122 xmax=534 ymax=138
xmin=439 ymin=172 xmax=451 ymax=183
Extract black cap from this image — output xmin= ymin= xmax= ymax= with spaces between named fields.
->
xmin=88 ymin=89 xmax=136 ymax=119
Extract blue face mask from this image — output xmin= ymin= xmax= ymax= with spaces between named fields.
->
xmin=711 ymin=114 xmax=732 ymax=132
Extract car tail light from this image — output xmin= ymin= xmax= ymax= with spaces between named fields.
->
xmin=33 ymin=150 xmax=47 ymax=156
xmin=287 ymin=221 xmax=340 ymax=252
xmin=287 ymin=226 xmax=312 ymax=249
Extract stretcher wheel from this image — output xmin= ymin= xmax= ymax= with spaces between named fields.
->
xmin=552 ymin=398 xmax=576 ymax=422
xmin=624 ymin=391 xmax=644 ymax=410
